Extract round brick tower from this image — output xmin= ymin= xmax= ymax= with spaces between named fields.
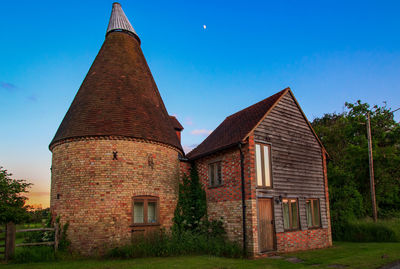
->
xmin=49 ymin=3 xmax=183 ymax=255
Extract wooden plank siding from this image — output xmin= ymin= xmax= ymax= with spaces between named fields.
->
xmin=254 ymin=92 xmax=328 ymax=233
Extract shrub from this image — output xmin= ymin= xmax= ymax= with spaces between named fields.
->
xmin=334 ymin=218 xmax=399 ymax=242
xmin=12 ymin=246 xmax=56 ymax=263
xmin=106 ymin=230 xmax=242 ymax=259
xmin=173 ymin=164 xmax=207 ymax=234
xmin=58 ymin=222 xmax=70 ymax=251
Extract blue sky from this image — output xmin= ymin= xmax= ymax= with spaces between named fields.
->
xmin=1 ymin=0 xmax=399 ymax=206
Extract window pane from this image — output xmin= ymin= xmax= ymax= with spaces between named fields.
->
xmin=313 ymin=200 xmax=320 ymax=227
xmin=283 ymin=201 xmax=290 ymax=230
xmin=148 ymin=202 xmax=157 ymax=223
xmin=209 ymin=164 xmax=215 ymax=186
xmin=134 ymin=201 xmax=144 ymax=223
xmin=306 ymin=200 xmax=312 ymax=227
xmin=291 ymin=201 xmax=298 ymax=229
xmin=263 ymin=146 xmax=271 ymax=187
xmin=255 ymin=144 xmax=263 ymax=186
xmin=217 ymin=162 xmax=222 ymax=185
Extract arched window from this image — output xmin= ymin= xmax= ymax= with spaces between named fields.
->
xmin=132 ymin=196 xmax=159 ymax=226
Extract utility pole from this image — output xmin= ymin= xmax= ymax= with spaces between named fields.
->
xmin=366 ymin=112 xmax=378 ymax=222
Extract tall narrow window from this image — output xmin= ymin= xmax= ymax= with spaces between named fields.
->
xmin=282 ymin=199 xmax=299 ymax=230
xmin=132 ymin=196 xmax=159 ymax=225
xmin=148 ymin=201 xmax=157 ymax=223
xmin=306 ymin=199 xmax=321 ymax=228
xmin=255 ymin=143 xmax=272 ymax=187
xmin=133 ymin=201 xmax=144 ymax=223
xmin=208 ymin=161 xmax=222 ymax=187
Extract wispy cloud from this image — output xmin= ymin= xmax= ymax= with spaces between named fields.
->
xmin=28 ymin=191 xmax=50 ymax=197
xmin=0 ymin=81 xmax=17 ymax=91
xmin=185 ymin=117 xmax=193 ymax=126
xmin=190 ymin=129 xmax=212 ymax=136
xmin=183 ymin=144 xmax=198 ymax=153
xmin=27 ymin=94 xmax=38 ymax=102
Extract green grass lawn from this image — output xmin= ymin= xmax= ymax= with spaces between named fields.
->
xmin=1 ymin=242 xmax=400 ymax=269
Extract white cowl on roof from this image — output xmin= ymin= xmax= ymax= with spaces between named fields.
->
xmin=106 ymin=2 xmax=138 ymax=38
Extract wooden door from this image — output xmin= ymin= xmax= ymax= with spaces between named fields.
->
xmin=258 ymin=198 xmax=275 ymax=252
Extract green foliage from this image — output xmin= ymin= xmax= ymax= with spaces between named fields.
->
xmin=173 ymin=164 xmax=207 ymax=234
xmin=106 ymin=230 xmax=242 ymax=259
xmin=0 ymin=167 xmax=32 ymax=224
xmin=12 ymin=246 xmax=56 ymax=263
xmin=312 ymin=101 xmax=400 ymax=237
xmin=26 ymin=208 xmax=50 ymax=224
xmin=23 ymin=213 xmax=54 ymax=244
xmin=23 ymin=230 xmax=55 ymax=244
xmin=334 ymin=218 xmax=398 ymax=242
xmin=58 ymin=221 xmax=71 ymax=251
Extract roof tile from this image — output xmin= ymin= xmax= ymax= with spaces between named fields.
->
xmin=186 ymin=88 xmax=288 ymax=159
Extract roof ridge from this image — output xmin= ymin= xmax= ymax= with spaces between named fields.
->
xmin=226 ymin=88 xmax=289 ymax=120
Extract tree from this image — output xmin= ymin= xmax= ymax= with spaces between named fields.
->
xmin=173 ymin=164 xmax=207 ymax=233
xmin=312 ymin=101 xmax=400 ymax=229
xmin=0 ymin=167 xmax=32 ymax=224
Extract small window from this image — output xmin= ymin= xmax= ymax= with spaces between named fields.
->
xmin=306 ymin=199 xmax=321 ymax=228
xmin=209 ymin=161 xmax=222 ymax=187
xmin=282 ymin=198 xmax=299 ymax=230
xmin=255 ymin=143 xmax=272 ymax=187
xmin=132 ymin=196 xmax=159 ymax=225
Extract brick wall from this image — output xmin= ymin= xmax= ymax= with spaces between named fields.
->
xmin=179 ymin=161 xmax=191 ymax=178
xmin=194 ymin=145 xmax=258 ymax=254
xmin=50 ymin=138 xmax=180 ymax=255
xmin=276 ymin=228 xmax=331 ymax=253
xmin=195 ymin=147 xmax=243 ymax=244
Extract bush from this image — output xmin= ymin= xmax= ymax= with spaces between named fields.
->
xmin=12 ymin=246 xmax=56 ymax=263
xmin=334 ymin=218 xmax=399 ymax=242
xmin=106 ymin=230 xmax=242 ymax=259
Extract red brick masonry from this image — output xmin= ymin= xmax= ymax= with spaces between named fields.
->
xmin=276 ymin=228 xmax=331 ymax=253
xmin=51 ymin=138 xmax=180 ymax=255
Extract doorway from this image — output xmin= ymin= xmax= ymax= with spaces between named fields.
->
xmin=258 ymin=198 xmax=275 ymax=252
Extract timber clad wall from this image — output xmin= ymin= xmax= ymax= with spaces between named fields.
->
xmin=51 ymin=139 xmax=180 ymax=255
xmin=253 ymin=92 xmax=331 ymax=251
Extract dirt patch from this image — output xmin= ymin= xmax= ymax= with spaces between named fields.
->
xmin=380 ymin=260 xmax=400 ymax=269
xmin=285 ymin=257 xmax=304 ymax=263
xmin=327 ymin=264 xmax=349 ymax=268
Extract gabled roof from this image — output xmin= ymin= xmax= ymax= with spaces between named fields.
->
xmin=50 ymin=4 xmax=182 ymax=152
xmin=187 ymin=88 xmax=327 ymax=160
xmin=186 ymin=88 xmax=288 ymax=159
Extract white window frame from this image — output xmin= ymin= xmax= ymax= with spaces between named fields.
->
xmin=255 ymin=143 xmax=272 ymax=188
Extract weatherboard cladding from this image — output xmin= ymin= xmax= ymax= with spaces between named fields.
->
xmin=253 ymin=92 xmax=328 ymax=233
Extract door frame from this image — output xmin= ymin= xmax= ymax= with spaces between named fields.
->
xmin=256 ymin=197 xmax=277 ymax=252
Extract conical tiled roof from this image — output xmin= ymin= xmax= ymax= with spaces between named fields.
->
xmin=50 ymin=3 xmax=182 ymax=152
